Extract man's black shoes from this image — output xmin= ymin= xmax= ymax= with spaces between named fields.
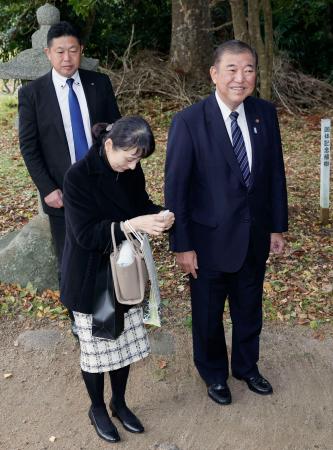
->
xmin=234 ymin=373 xmax=273 ymax=395
xmin=207 ymin=383 xmax=232 ymax=405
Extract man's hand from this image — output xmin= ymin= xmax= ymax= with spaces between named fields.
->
xmin=270 ymin=233 xmax=285 ymax=254
xmin=44 ymin=189 xmax=63 ymax=208
xmin=176 ymin=251 xmax=198 ymax=279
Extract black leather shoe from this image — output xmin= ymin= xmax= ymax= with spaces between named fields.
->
xmin=71 ymin=321 xmax=79 ymax=339
xmin=110 ymin=402 xmax=144 ymax=433
xmin=207 ymin=383 xmax=232 ymax=405
xmin=88 ymin=406 xmax=120 ymax=443
xmin=234 ymin=373 xmax=273 ymax=395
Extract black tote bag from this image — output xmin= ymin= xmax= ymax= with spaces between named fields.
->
xmin=92 ymin=254 xmax=127 ymax=340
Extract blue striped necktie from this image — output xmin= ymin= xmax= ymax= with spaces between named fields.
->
xmin=66 ymin=78 xmax=88 ymax=161
xmin=230 ymin=111 xmax=250 ymax=187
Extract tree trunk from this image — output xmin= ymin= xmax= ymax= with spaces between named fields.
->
xmin=248 ymin=0 xmax=273 ymax=100
xmin=261 ymin=0 xmax=273 ymax=100
xmin=169 ymin=0 xmax=213 ymax=81
xmin=229 ymin=0 xmax=249 ymax=43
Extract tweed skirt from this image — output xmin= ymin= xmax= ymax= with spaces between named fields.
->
xmin=73 ymin=307 xmax=150 ymax=373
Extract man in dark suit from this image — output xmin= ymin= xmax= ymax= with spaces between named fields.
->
xmin=165 ymin=40 xmax=288 ymax=405
xmin=19 ymin=21 xmax=121 ymax=333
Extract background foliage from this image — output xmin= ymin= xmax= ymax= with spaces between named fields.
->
xmin=0 ymin=0 xmax=331 ymax=80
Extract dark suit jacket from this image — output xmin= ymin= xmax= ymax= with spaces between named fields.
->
xmin=60 ymin=147 xmax=161 ymax=313
xmin=165 ymin=93 xmax=288 ymax=273
xmin=18 ymin=68 xmax=121 ymax=216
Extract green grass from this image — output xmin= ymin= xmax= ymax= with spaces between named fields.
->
xmin=0 ymin=94 xmax=18 ymax=126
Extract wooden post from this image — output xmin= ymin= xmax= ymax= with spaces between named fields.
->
xmin=320 ymin=119 xmax=331 ymax=225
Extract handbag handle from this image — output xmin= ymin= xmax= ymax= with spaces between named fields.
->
xmin=111 ymin=222 xmax=143 ymax=257
xmin=123 ymin=220 xmax=144 ymax=244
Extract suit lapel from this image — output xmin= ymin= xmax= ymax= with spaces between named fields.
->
xmin=205 ymin=94 xmax=245 ymax=186
xmin=43 ymin=72 xmax=69 ymax=151
xmin=79 ymin=69 xmax=97 ymax=126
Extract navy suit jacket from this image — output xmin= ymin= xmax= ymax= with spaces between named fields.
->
xmin=165 ymin=93 xmax=288 ymax=272
xmin=18 ymin=68 xmax=121 ymax=216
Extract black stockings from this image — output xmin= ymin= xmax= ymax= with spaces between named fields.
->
xmin=81 ymin=370 xmax=105 ymax=407
xmin=109 ymin=365 xmax=130 ymax=408
xmin=81 ymin=365 xmax=130 ymax=408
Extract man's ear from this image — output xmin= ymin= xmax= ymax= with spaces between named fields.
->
xmin=210 ymin=65 xmax=217 ymax=84
xmin=44 ymin=47 xmax=51 ymax=61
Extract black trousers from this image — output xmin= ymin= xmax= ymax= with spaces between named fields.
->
xmin=48 ymin=214 xmax=66 ymax=280
xmin=48 ymin=214 xmax=74 ymax=322
xmin=189 ymin=241 xmax=266 ymax=385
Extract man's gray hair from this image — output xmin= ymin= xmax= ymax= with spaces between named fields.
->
xmin=213 ymin=40 xmax=258 ymax=67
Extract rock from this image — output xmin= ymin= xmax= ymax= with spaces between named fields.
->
xmin=151 ymin=443 xmax=180 ymax=450
xmin=149 ymin=331 xmax=175 ymax=355
xmin=17 ymin=329 xmax=62 ymax=351
xmin=0 ymin=215 xmax=58 ymax=291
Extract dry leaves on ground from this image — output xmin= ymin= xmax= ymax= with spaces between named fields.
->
xmin=0 ymin=97 xmax=332 ymax=331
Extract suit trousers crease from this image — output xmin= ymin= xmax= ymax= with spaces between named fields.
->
xmin=189 ymin=241 xmax=266 ymax=385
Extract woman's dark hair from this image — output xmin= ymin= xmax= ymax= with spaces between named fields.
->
xmin=47 ymin=21 xmax=82 ymax=47
xmin=92 ymin=116 xmax=155 ymax=158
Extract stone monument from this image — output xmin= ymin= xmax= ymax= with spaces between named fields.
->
xmin=0 ymin=3 xmax=98 ymax=80
xmin=0 ymin=3 xmax=99 ymax=291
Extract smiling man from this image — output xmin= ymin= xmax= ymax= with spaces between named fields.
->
xmin=18 ymin=21 xmax=121 ymax=336
xmin=165 ymin=40 xmax=288 ymax=405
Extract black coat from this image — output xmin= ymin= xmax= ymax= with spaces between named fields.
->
xmin=18 ymin=69 xmax=121 ymax=216
xmin=60 ymin=147 xmax=161 ymax=313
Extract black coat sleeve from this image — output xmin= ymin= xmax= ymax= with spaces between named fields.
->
xmin=18 ymin=86 xmax=58 ymax=198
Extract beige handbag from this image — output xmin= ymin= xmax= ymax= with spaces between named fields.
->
xmin=110 ymin=222 xmax=149 ymax=305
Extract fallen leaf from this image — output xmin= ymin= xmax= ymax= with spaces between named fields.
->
xmin=49 ymin=436 xmax=56 ymax=443
xmin=297 ymin=318 xmax=310 ymax=325
xmin=264 ymin=282 xmax=272 ymax=292
xmin=158 ymin=359 xmax=167 ymax=369
xmin=4 ymin=373 xmax=13 ymax=379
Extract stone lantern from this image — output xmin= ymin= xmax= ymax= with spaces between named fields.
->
xmin=0 ymin=3 xmax=98 ymax=81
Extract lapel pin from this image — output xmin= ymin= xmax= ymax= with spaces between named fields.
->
xmin=253 ymin=127 xmax=258 ymax=134
xmin=91 ymin=82 xmax=95 ymax=85
xmin=255 ymin=118 xmax=260 ymax=123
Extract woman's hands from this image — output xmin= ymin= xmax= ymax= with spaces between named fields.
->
xmin=126 ymin=210 xmax=175 ymax=236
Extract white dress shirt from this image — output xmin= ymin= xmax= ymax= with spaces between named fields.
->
xmin=215 ymin=91 xmax=252 ymax=170
xmin=52 ymin=68 xmax=93 ymax=164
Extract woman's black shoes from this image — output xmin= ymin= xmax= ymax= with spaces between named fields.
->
xmin=110 ymin=402 xmax=144 ymax=433
xmin=88 ymin=405 xmax=120 ymax=443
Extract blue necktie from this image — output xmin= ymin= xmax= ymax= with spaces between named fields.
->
xmin=66 ymin=78 xmax=88 ymax=161
xmin=230 ymin=111 xmax=250 ymax=187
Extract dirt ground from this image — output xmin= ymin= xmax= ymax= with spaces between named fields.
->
xmin=1 ymin=319 xmax=332 ymax=450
